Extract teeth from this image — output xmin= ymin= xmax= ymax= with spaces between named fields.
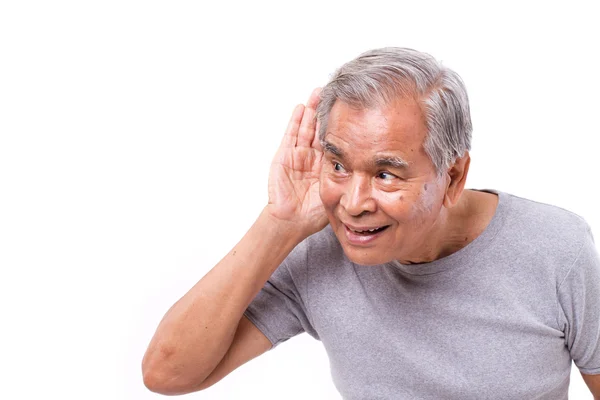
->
xmin=353 ymin=227 xmax=380 ymax=233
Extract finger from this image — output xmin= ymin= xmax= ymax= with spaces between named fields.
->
xmin=281 ymin=104 xmax=305 ymax=148
xmin=312 ymin=119 xmax=322 ymax=150
xmin=296 ymin=87 xmax=322 ymax=147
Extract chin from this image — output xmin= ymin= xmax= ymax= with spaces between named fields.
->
xmin=328 ymin=221 xmax=397 ymax=266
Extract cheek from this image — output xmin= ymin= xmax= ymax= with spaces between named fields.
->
xmin=411 ymin=183 xmax=443 ymax=217
xmin=373 ymin=191 xmax=412 ymax=218
xmin=376 ymin=191 xmax=403 ymax=208
xmin=319 ymin=177 xmax=341 ymax=210
xmin=374 ymin=185 xmax=440 ymax=222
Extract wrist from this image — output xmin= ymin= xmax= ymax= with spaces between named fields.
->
xmin=259 ymin=206 xmax=311 ymax=245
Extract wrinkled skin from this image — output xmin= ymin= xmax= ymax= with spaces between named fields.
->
xmin=319 ymin=96 xmax=493 ymax=266
xmin=268 ymin=88 xmax=497 ymax=267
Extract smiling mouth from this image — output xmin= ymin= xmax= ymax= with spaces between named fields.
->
xmin=346 ymin=225 xmax=390 ymax=235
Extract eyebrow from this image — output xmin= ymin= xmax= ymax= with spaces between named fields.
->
xmin=321 ymin=139 xmax=410 ymax=169
xmin=321 ymin=140 xmax=343 ymax=157
xmin=374 ymin=155 xmax=410 ymax=169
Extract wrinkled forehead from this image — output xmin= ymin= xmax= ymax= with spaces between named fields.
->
xmin=324 ymin=97 xmax=428 ymax=153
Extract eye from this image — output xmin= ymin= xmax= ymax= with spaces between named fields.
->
xmin=377 ymin=171 xmax=396 ymax=180
xmin=333 ymin=162 xmax=345 ymax=172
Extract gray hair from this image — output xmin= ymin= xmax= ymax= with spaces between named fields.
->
xmin=316 ymin=47 xmax=472 ymax=175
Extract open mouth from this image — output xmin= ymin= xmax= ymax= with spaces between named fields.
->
xmin=347 ymin=225 xmax=390 ymax=235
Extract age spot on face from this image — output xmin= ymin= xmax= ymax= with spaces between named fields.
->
xmin=424 ymin=183 xmax=428 ymax=191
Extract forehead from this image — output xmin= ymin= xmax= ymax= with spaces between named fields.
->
xmin=325 ymin=97 xmax=428 ymax=157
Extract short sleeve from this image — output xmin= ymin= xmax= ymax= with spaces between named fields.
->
xmin=557 ymin=224 xmax=600 ymax=374
xmin=243 ymin=239 xmax=319 ymax=349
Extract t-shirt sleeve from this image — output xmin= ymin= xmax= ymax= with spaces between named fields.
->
xmin=243 ymin=238 xmax=319 ymax=349
xmin=557 ymin=223 xmax=600 ymax=374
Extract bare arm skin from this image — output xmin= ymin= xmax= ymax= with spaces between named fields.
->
xmin=142 ymin=210 xmax=303 ymax=395
xmin=581 ymin=372 xmax=600 ymax=400
xmin=142 ymin=88 xmax=327 ymax=395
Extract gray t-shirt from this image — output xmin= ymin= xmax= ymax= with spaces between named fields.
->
xmin=244 ymin=189 xmax=600 ymax=399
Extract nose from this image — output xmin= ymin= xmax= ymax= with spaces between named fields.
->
xmin=340 ymin=174 xmax=377 ymax=217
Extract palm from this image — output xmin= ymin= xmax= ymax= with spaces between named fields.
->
xmin=267 ymin=88 xmax=328 ymax=235
xmin=270 ymin=143 xmax=323 ymax=217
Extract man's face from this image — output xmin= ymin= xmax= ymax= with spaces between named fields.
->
xmin=319 ymin=96 xmax=448 ymax=266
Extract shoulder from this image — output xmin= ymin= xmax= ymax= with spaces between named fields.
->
xmin=282 ymin=224 xmax=345 ymax=272
xmin=501 ymin=191 xmax=593 ymax=277
xmin=305 ymin=225 xmax=342 ymax=254
xmin=303 ymin=225 xmax=349 ymax=272
xmin=505 ymin=192 xmax=591 ymax=240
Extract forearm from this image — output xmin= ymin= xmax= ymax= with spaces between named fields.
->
xmin=142 ymin=207 xmax=305 ymax=390
xmin=580 ymin=372 xmax=600 ymax=400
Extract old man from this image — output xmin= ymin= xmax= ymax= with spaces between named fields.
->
xmin=142 ymin=47 xmax=600 ymax=399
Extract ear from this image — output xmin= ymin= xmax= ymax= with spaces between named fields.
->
xmin=443 ymin=151 xmax=470 ymax=208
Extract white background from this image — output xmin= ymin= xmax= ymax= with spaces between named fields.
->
xmin=1 ymin=1 xmax=599 ymax=399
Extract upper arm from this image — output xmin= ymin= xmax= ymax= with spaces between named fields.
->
xmin=558 ymin=224 xmax=600 ymax=372
xmin=195 ymin=315 xmax=272 ymax=391
xmin=581 ymin=373 xmax=600 ymax=400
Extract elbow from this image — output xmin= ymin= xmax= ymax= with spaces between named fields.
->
xmin=143 ymin=370 xmax=192 ymax=396
xmin=142 ymin=346 xmax=207 ymax=395
xmin=143 ymin=372 xmax=210 ymax=395
xmin=142 ymin=368 xmax=172 ymax=395
xmin=143 ymin=364 xmax=206 ymax=395
xmin=142 ymin=355 xmax=177 ymax=395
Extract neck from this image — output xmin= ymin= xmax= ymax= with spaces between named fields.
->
xmin=398 ymin=206 xmax=453 ymax=265
xmin=398 ymin=190 xmax=495 ymax=265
